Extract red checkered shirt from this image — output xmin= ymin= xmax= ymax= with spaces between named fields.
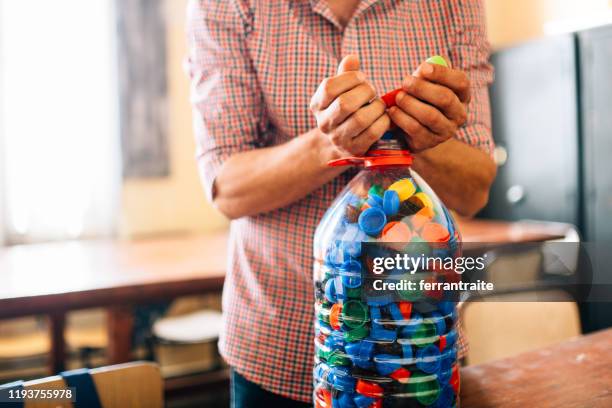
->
xmin=187 ymin=0 xmax=493 ymax=402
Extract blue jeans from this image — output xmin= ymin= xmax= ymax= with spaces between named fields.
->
xmin=230 ymin=369 xmax=311 ymax=408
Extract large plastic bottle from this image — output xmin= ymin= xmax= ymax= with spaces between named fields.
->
xmin=313 ymin=128 xmax=462 ymax=407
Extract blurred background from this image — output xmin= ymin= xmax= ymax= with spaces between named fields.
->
xmin=0 ymin=0 xmax=611 ymax=407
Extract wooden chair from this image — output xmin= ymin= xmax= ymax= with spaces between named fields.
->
xmin=8 ymin=361 xmax=162 ymax=408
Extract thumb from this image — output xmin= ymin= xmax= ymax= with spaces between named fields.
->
xmin=337 ymin=54 xmax=360 ymax=75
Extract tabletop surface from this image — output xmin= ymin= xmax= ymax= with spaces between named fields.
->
xmin=461 ymin=328 xmax=612 ymax=407
xmin=0 ymin=219 xmax=569 ymax=302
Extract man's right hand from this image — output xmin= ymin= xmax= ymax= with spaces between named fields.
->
xmin=309 ymin=55 xmax=390 ymax=157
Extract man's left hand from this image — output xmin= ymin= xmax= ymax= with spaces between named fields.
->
xmin=388 ymin=59 xmax=470 ymax=152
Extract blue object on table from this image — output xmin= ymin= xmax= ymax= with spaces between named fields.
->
xmin=61 ymin=368 xmax=102 ymax=408
xmin=358 ymin=207 xmax=387 ymax=236
xmin=383 ymin=190 xmax=400 ymax=216
xmin=416 ymin=345 xmax=441 ymax=374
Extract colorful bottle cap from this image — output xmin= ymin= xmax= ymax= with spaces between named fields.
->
xmin=367 ymin=193 xmax=383 ymax=209
xmin=342 ymin=300 xmax=368 ymax=328
xmin=344 ymin=326 xmax=369 ymax=342
xmin=382 ymin=88 xmax=402 ymax=108
xmin=387 ymin=303 xmax=405 ymax=322
xmin=387 ymin=179 xmax=416 ymax=202
xmin=426 ymin=55 xmax=449 ymax=67
xmin=402 ymin=343 xmax=413 ymax=360
xmin=432 ymin=385 xmax=455 ymax=408
xmin=345 ymin=340 xmax=374 ymax=369
xmin=368 ymin=184 xmax=384 ymax=197
xmin=408 ymin=192 xmax=434 ymax=210
xmin=416 ymin=345 xmax=442 ymax=374
xmin=374 ymin=354 xmax=402 ymax=375
xmin=328 ymin=350 xmax=351 ymax=367
xmin=411 ymin=207 xmax=435 ymax=230
xmin=428 ymin=312 xmax=446 ymax=336
xmin=324 ymin=278 xmax=337 ymax=303
xmin=383 ymin=190 xmax=400 ymax=216
xmin=381 ymin=221 xmax=412 ymax=244
xmin=398 ymin=301 xmax=412 ymax=320
xmin=332 ymin=367 xmax=357 ymax=391
xmin=356 ymin=379 xmax=384 ymax=397
xmin=330 ymin=303 xmax=342 ymax=330
xmin=325 ymin=332 xmax=345 ymax=351
xmin=358 ymin=207 xmax=387 ymax=236
xmin=354 ymin=395 xmax=376 ymax=408
xmin=346 ymin=287 xmax=362 ymax=299
xmin=408 ymin=372 xmax=441 ymax=406
xmin=437 ymin=356 xmax=453 ymax=384
xmin=421 ymin=222 xmax=450 ymax=243
xmin=389 ymin=367 xmax=411 ymax=383
xmin=341 ymin=260 xmax=363 ymax=289
xmin=337 ymin=392 xmax=358 ymax=408
xmin=450 ymin=364 xmax=460 ymax=394
xmin=370 ymin=326 xmax=397 ymax=342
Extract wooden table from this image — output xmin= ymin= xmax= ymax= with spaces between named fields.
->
xmin=461 ymin=328 xmax=612 ymax=407
xmin=0 ymin=219 xmax=570 ymax=374
xmin=0 ymin=233 xmax=227 ymax=372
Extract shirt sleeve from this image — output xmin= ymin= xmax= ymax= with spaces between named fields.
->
xmin=185 ymin=0 xmax=268 ymax=201
xmin=447 ymin=0 xmax=495 ymax=156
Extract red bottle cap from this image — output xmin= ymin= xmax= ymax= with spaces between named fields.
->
xmin=382 ymin=88 xmax=402 ymax=108
xmin=356 ymin=379 xmax=384 ymax=397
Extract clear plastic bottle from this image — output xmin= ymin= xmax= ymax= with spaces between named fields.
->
xmin=313 ymin=134 xmax=461 ymax=408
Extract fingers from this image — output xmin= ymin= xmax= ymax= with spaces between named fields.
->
xmin=394 ymin=91 xmax=456 ymax=136
xmin=414 ymin=62 xmax=471 ymax=104
xmin=401 ymin=76 xmax=466 ymax=124
xmin=310 ymin=71 xmax=367 ymax=111
xmin=335 ymin=99 xmax=386 ymax=141
xmin=337 ymin=54 xmax=360 ymax=74
xmin=351 ymin=113 xmax=391 ymax=154
xmin=388 ymin=105 xmax=441 ymax=152
xmin=317 ymin=82 xmax=377 ymax=132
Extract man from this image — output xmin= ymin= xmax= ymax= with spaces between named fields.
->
xmin=186 ymin=0 xmax=496 ymax=406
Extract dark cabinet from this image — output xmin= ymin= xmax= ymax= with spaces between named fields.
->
xmin=481 ymin=34 xmax=580 ymax=225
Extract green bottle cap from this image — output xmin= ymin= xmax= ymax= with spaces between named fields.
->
xmin=426 ymin=55 xmax=449 ymax=67
xmin=368 ymin=184 xmax=384 ymax=198
xmin=344 ymin=326 xmax=369 ymax=342
xmin=408 ymin=372 xmax=441 ymax=406
xmin=341 ymin=300 xmax=369 ymax=329
xmin=410 ymin=321 xmax=438 ymax=347
xmin=327 ymin=350 xmax=351 ymax=367
xmin=345 ymin=287 xmax=362 ymax=299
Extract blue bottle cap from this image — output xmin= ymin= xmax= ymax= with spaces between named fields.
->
xmin=374 ymin=354 xmax=402 ymax=376
xmin=367 ymin=193 xmax=383 ymax=209
xmin=437 ymin=301 xmax=454 ymax=316
xmin=332 ymin=367 xmax=356 ymax=392
xmin=429 ymin=312 xmax=446 ymax=336
xmin=402 ymin=343 xmax=413 ymax=360
xmin=324 ymin=279 xmax=337 ymax=303
xmin=383 ymin=190 xmax=400 ymax=216
xmin=341 ymin=260 xmax=363 ymax=289
xmin=354 ymin=395 xmax=376 ymax=408
xmin=432 ymin=385 xmax=455 ymax=408
xmin=388 ymin=303 xmax=405 ymax=322
xmin=325 ymin=333 xmax=345 ymax=351
xmin=445 ymin=329 xmax=458 ymax=348
xmin=345 ymin=340 xmax=374 ymax=369
xmin=416 ymin=345 xmax=442 ymax=374
xmin=358 ymin=207 xmax=387 ymax=236
xmin=381 ymin=131 xmax=395 ymax=140
xmin=337 ymin=392 xmax=358 ymax=408
xmin=438 ymin=356 xmax=453 ymax=383
xmin=370 ymin=326 xmax=397 ymax=342
xmin=400 ymin=312 xmax=423 ymax=337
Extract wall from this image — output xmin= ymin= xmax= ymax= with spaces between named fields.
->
xmin=119 ymin=0 xmax=227 ymax=238
xmin=486 ymin=0 xmax=612 ymax=49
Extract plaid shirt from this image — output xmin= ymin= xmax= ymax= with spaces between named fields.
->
xmin=187 ymin=0 xmax=493 ymax=402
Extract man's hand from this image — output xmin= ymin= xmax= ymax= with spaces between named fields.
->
xmin=388 ymin=58 xmax=470 ymax=152
xmin=310 ymin=55 xmax=390 ymax=156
